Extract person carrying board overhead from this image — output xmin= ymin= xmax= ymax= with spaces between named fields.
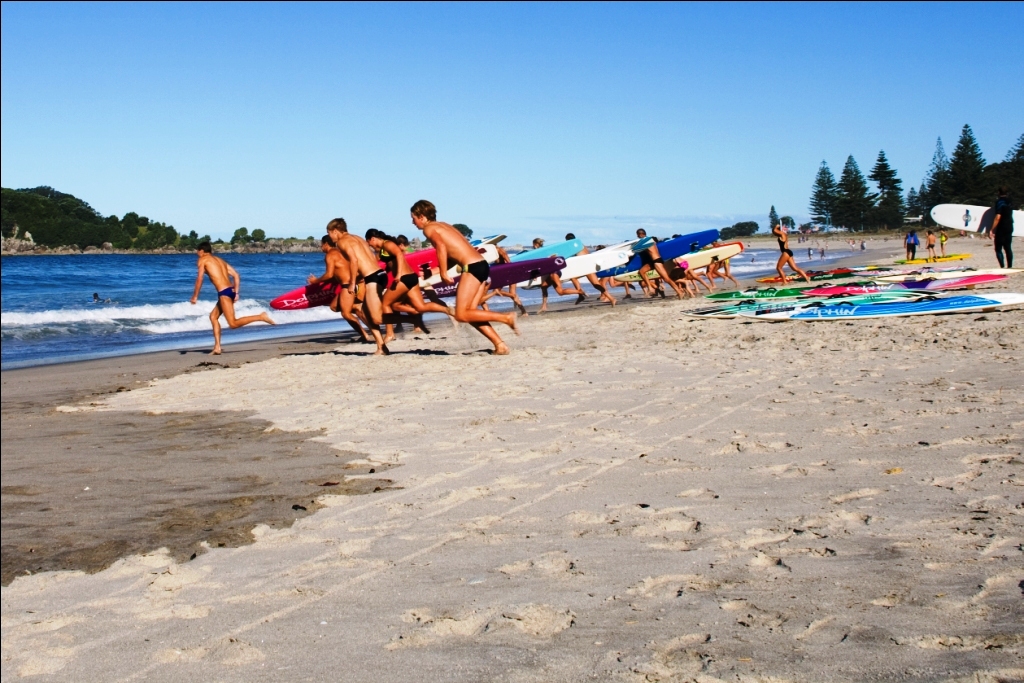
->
xmin=308 ymin=235 xmax=371 ymax=343
xmin=326 ymin=218 xmax=391 ymax=355
xmin=772 ymin=223 xmax=811 ymax=284
xmin=410 ymin=199 xmax=518 ymax=355
xmin=190 ymin=241 xmax=275 ymax=355
xmin=991 ymin=186 xmax=1014 ymax=269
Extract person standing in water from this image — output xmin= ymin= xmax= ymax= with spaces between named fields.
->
xmin=411 ymin=199 xmax=518 ymax=354
xmin=308 ymin=235 xmax=371 ymax=343
xmin=326 ymin=218 xmax=390 ymax=355
xmin=772 ymin=223 xmax=811 ymax=284
xmin=991 ymin=186 xmax=1014 ymax=268
xmin=190 ymin=242 xmax=275 ymax=355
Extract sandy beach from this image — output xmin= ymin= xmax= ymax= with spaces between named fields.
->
xmin=2 ymin=236 xmax=1022 ymax=682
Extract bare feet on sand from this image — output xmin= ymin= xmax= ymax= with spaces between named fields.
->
xmin=507 ymin=312 xmax=521 ymax=336
xmin=575 ymin=293 xmax=587 ymax=305
xmin=493 ymin=342 xmax=511 ymax=355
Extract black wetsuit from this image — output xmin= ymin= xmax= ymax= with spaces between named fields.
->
xmin=993 ymin=197 xmax=1014 ymax=268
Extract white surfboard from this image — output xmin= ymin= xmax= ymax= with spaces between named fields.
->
xmin=930 ymin=204 xmax=1021 ymax=236
xmin=614 ymin=241 xmax=745 ymax=283
xmin=874 ymin=268 xmax=1022 ymax=282
xmin=744 ymin=293 xmax=1024 ymax=321
xmin=420 ymin=244 xmax=499 ymax=287
xmin=556 ymin=241 xmax=636 ymax=281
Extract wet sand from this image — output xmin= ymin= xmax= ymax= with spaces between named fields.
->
xmin=2 ymin=235 xmax=1021 ymax=682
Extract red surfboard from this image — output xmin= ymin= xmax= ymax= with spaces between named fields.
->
xmin=270 ymin=282 xmax=340 ymax=310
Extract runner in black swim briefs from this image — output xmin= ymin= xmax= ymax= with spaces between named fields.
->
xmin=411 ymin=199 xmax=517 ymax=354
xmin=365 ymin=228 xmax=455 ymax=342
xmin=217 ymin=287 xmax=236 ymax=300
xmin=327 ymin=218 xmax=390 ymax=355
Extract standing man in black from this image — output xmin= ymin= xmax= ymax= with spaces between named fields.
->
xmin=991 ymin=187 xmax=1014 ymax=268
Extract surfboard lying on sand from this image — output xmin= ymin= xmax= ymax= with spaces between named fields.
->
xmin=270 ymin=282 xmax=339 ymax=310
xmin=596 ymin=230 xmax=720 ymax=279
xmin=431 ymin=257 xmax=567 ymax=298
xmin=705 ymin=286 xmax=815 ymax=300
xmin=756 ymin=266 xmax=887 ymax=284
xmin=875 ymin=268 xmax=1022 ymax=282
xmin=894 ymin=254 xmax=971 ymax=265
xmin=510 ymin=238 xmax=583 ymax=262
xmin=930 ymin=204 xmax=1021 ymax=236
xmin=614 ymin=240 xmax=744 ymax=283
xmin=804 ymin=274 xmax=1006 ymax=297
xmin=685 ymin=291 xmax=927 ymax=319
xmin=745 ymin=293 xmax=1024 ymax=321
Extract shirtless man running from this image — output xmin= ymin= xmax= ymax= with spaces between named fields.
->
xmin=534 ymin=238 xmax=585 ymax=313
xmin=309 ymin=235 xmax=371 ymax=343
xmin=411 ymin=200 xmax=518 ymax=354
xmin=326 ymin=218 xmax=391 ymax=355
xmin=564 ymin=233 xmax=616 ymax=306
xmin=190 ymin=242 xmax=275 ymax=354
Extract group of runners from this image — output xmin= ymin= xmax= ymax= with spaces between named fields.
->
xmin=188 ymin=199 xmax=776 ymax=356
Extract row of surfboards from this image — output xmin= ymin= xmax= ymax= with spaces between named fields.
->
xmin=271 ymin=229 xmax=732 ymax=310
xmin=688 ymin=265 xmax=1024 ymax=321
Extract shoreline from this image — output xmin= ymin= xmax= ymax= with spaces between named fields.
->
xmin=2 ymin=237 xmax=1022 ymax=680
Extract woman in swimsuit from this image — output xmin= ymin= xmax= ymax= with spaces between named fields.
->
xmin=772 ymin=223 xmax=811 ymax=284
xmin=366 ymin=229 xmax=455 ymax=342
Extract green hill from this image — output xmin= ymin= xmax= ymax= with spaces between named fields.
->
xmin=1 ymin=186 xmax=206 ymax=250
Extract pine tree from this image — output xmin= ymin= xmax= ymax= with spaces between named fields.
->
xmin=921 ymin=137 xmax=950 ymax=211
xmin=768 ymin=205 xmax=779 ymax=230
xmin=868 ymin=150 xmax=904 ymax=230
xmin=948 ymin=124 xmax=987 ymax=204
xmin=982 ymin=133 xmax=1024 ymax=208
xmin=809 ymin=161 xmax=838 ymax=227
xmin=834 ymin=156 xmax=872 ymax=231
xmin=906 ymin=187 xmax=920 ymax=218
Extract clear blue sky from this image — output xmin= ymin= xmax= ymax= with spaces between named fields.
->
xmin=2 ymin=2 xmax=1021 ymax=243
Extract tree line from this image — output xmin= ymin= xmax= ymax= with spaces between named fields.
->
xmin=809 ymin=126 xmax=1023 ymax=232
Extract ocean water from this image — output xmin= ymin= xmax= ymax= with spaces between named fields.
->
xmin=1 ymin=247 xmax=844 ymax=369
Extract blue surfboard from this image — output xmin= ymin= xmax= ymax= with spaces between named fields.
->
xmin=510 ymin=238 xmax=584 ymax=263
xmin=596 ymin=229 xmax=720 ymax=278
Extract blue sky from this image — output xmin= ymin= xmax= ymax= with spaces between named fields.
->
xmin=2 ymin=2 xmax=1021 ymax=244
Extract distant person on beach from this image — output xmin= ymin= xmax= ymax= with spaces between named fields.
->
xmin=190 ymin=242 xmax=275 ymax=355
xmin=939 ymin=230 xmax=948 ymax=257
xmin=991 ymin=186 xmax=1014 ymax=268
xmin=925 ymin=230 xmax=937 ymax=261
xmin=860 ymin=240 xmax=866 ymax=251
xmin=905 ymin=230 xmax=919 ymax=260
xmin=326 ymin=218 xmax=390 ymax=355
xmin=807 ymin=247 xmax=813 ymax=260
xmin=772 ymin=223 xmax=811 ymax=284
xmin=634 ymin=228 xmax=687 ymax=299
xmin=411 ymin=199 xmax=518 ymax=354
xmin=308 ymin=235 xmax=371 ymax=343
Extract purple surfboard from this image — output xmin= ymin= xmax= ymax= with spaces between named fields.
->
xmin=431 ymin=257 xmax=566 ymax=298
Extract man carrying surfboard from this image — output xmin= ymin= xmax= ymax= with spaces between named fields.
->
xmin=410 ymin=200 xmax=518 ymax=355
xmin=772 ymin=223 xmax=811 ymax=284
xmin=190 ymin=242 xmax=275 ymax=355
xmin=308 ymin=235 xmax=371 ymax=343
xmin=326 ymin=218 xmax=391 ymax=355
xmin=562 ymin=233 xmax=616 ymax=306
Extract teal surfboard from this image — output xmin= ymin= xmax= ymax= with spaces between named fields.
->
xmin=510 ymin=238 xmax=584 ymax=262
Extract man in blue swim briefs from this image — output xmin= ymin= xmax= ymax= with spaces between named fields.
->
xmin=190 ymin=242 xmax=275 ymax=355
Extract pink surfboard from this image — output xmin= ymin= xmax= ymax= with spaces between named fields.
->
xmin=804 ymin=274 xmax=1005 ymax=297
xmin=270 ymin=282 xmax=340 ymax=310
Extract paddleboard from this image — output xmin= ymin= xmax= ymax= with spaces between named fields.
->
xmin=614 ymin=241 xmax=745 ymax=283
xmin=756 ymin=266 xmax=888 ymax=284
xmin=874 ymin=268 xmax=1021 ymax=282
xmin=930 ymin=204 xmax=1021 ymax=236
xmin=804 ymin=274 xmax=1006 ymax=297
xmin=685 ymin=291 xmax=927 ymax=319
xmin=596 ymin=229 xmax=720 ymax=279
xmin=510 ymin=238 xmax=584 ymax=263
xmin=471 ymin=234 xmax=507 ymax=246
xmin=271 ymin=282 xmax=339 ymax=310
xmin=746 ymin=293 xmax=1024 ymax=321
xmin=894 ymin=253 xmax=971 ymax=265
xmin=704 ymin=286 xmax=815 ymax=301
xmin=431 ymin=257 xmax=566 ymax=298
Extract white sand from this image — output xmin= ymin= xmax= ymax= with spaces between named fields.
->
xmin=2 ymin=240 xmax=1022 ymax=681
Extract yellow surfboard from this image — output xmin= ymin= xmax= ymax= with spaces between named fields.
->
xmin=894 ymin=253 xmax=971 ymax=265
